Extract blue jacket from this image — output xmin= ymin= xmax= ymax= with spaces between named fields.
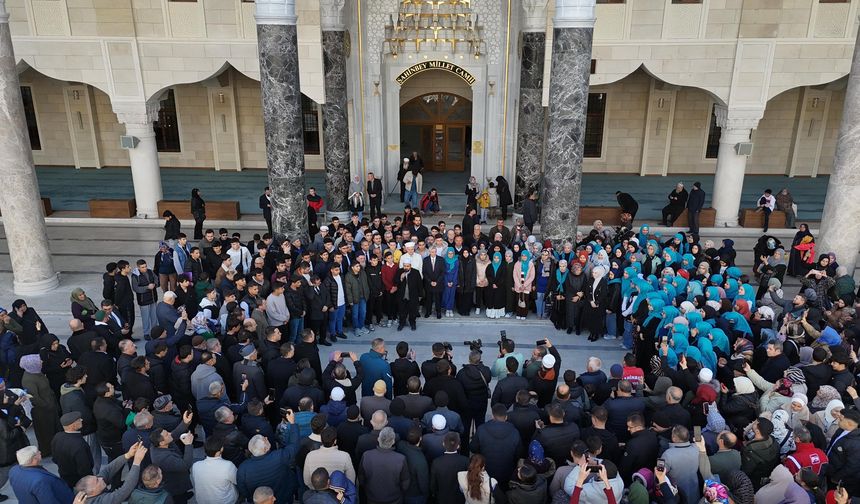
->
xmin=320 ymin=399 xmax=348 ymax=427
xmin=359 ymin=350 xmax=392 ymax=398
xmin=237 ymin=426 xmax=299 ymax=503
xmin=9 ymin=464 xmax=74 ymax=504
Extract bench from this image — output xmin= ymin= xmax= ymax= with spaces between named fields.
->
xmin=0 ymin=197 xmax=53 ymax=217
xmin=675 ymin=208 xmax=716 ymax=227
xmin=157 ymin=200 xmax=241 ymax=220
xmin=89 ymin=199 xmax=136 ymax=218
xmin=578 ymin=207 xmax=624 ymax=225
xmin=740 ymin=208 xmax=786 ymax=228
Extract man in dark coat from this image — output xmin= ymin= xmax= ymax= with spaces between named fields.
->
xmin=470 ymin=404 xmax=522 ymax=487
xmin=507 ymin=390 xmax=542 ymax=452
xmin=259 ymin=186 xmax=273 ymax=235
xmin=422 ymin=360 xmax=468 ymax=418
xmin=686 ymin=181 xmax=706 ymax=237
xmin=619 ymin=412 xmax=658 ymax=484
xmin=396 ymin=259 xmax=422 ymax=331
xmin=491 ymin=357 xmax=529 ymax=408
xmin=390 ymin=342 xmax=420 ymax=397
xmin=67 ymin=318 xmax=96 ymax=362
xmin=149 ymin=427 xmax=195 ymax=502
xmin=422 ymin=248 xmax=445 ymax=319
xmin=123 ymin=356 xmax=157 ymax=404
xmin=113 ymin=261 xmax=136 ymax=332
xmin=78 ymin=337 xmax=117 ymax=401
xmin=93 ymin=382 xmax=127 ymax=471
xmin=358 ymin=427 xmax=411 ymax=504
xmin=336 ymin=405 xmax=369 ymax=469
xmin=429 ymin=432 xmax=469 ymax=504
xmin=603 ymin=380 xmax=646 ymax=442
xmin=367 ymin=172 xmax=383 ymax=220
xmin=532 ymin=403 xmax=580 ymax=468
xmin=826 ymin=408 xmax=860 ymax=496
xmin=51 ymin=412 xmax=94 ymax=488
xmin=661 ymin=182 xmax=689 ymax=226
xmin=615 ymin=191 xmax=639 ymax=223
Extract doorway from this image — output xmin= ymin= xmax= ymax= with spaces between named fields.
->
xmin=400 ymin=93 xmax=472 ymax=172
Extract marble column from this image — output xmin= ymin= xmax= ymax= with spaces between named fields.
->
xmin=539 ymin=0 xmax=595 ymax=245
xmin=113 ymin=101 xmax=164 ymax=218
xmin=513 ymin=0 xmax=548 ymax=206
xmin=711 ymin=105 xmax=762 ymax=227
xmin=256 ymin=0 xmax=309 ymax=243
xmin=0 ymin=0 xmax=59 ymax=295
xmin=818 ymin=26 xmax=860 ymax=274
xmin=320 ymin=0 xmax=350 ymax=218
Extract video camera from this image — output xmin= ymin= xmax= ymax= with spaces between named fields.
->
xmin=463 ymin=339 xmax=483 ymax=352
xmin=497 ymin=330 xmax=508 ymax=352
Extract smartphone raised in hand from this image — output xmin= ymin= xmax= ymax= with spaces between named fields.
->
xmin=694 ymin=426 xmax=702 ymax=442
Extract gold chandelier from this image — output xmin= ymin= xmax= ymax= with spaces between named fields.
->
xmin=385 ymin=0 xmax=485 ymax=60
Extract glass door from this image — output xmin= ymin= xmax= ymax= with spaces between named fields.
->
xmin=446 ymin=126 xmax=464 ymax=172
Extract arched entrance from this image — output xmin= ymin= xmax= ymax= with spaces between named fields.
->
xmin=400 ymin=92 xmax=472 ymax=172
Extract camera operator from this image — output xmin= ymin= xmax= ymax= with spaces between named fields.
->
xmin=420 ymin=342 xmax=456 ymax=380
xmin=490 ymin=337 xmax=523 ymax=379
xmin=456 ymin=350 xmax=491 ymax=450
xmin=528 ymin=338 xmax=561 ymax=408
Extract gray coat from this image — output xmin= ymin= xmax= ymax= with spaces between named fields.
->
xmin=87 ymin=454 xmax=141 ymax=504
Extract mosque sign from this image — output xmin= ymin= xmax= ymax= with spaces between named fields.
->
xmin=395 ymin=60 xmax=477 ymax=86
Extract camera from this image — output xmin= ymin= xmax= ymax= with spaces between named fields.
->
xmin=496 ymin=330 xmax=508 ymax=352
xmin=463 ymin=339 xmax=483 ymax=352
xmin=441 ymin=342 xmax=453 ymax=352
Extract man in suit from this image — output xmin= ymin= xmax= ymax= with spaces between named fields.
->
xmin=422 ymin=247 xmax=445 ymax=319
xmin=304 ymin=275 xmax=330 ymax=346
xmin=79 ymin=337 xmax=118 ymax=400
xmin=396 ymin=258 xmax=422 ymax=331
xmin=366 ymin=172 xmax=383 ymax=220
xmin=259 ymin=186 xmax=273 ymax=235
xmin=429 ymin=432 xmax=469 ymax=504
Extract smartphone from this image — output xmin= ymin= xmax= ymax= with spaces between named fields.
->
xmin=268 ymin=388 xmax=276 ymax=399
xmin=241 ymin=373 xmax=248 ymax=382
xmin=587 ymin=458 xmax=601 ymax=473
xmin=656 ymin=458 xmax=666 ymax=472
xmin=137 ymin=434 xmax=143 ymax=443
xmin=500 ymin=330 xmax=507 ymax=339
xmin=536 ymin=339 xmax=547 ymax=346
xmin=341 ymin=352 xmax=351 ymax=359
xmin=661 ymin=336 xmax=668 ymax=344
xmin=694 ymin=426 xmax=702 ymax=442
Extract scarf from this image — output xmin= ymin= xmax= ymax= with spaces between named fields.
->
xmin=444 ymin=247 xmax=458 ymax=272
xmin=520 ymin=250 xmax=532 ymax=275
xmin=70 ymin=288 xmax=97 ymax=313
xmin=555 ymin=267 xmax=569 ymax=292
xmin=491 ymin=252 xmax=502 ymax=274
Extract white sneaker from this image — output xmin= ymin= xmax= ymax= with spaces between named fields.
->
xmin=505 ymin=312 xmax=512 ymax=318
xmin=475 ymin=308 xmax=481 ymax=315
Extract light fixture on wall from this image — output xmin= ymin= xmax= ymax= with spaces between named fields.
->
xmin=72 ymin=90 xmax=80 ymax=101
xmin=384 ymin=0 xmax=483 ymax=60
xmin=373 ymin=81 xmax=380 ymax=96
xmin=218 ymin=92 xmax=225 ymax=104
xmin=812 ymin=97 xmax=820 ymax=109
xmin=488 ymin=80 xmax=495 ymax=96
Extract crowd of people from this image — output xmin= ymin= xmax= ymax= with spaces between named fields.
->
xmin=0 ymin=178 xmax=858 ymax=504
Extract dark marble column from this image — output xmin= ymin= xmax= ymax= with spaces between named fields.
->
xmin=322 ymin=30 xmax=350 ymax=216
xmin=540 ymin=25 xmax=593 ymax=245
xmin=256 ymin=1 xmax=309 ymax=243
xmin=514 ymin=32 xmax=547 ymax=206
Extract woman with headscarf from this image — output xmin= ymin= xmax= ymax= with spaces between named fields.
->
xmin=70 ymin=288 xmax=98 ymax=330
xmin=39 ymin=334 xmax=72 ymax=398
xmin=546 ymin=259 xmax=570 ymax=331
xmin=583 ymin=266 xmax=609 ymax=342
xmin=513 ymin=250 xmax=535 ymax=320
xmin=441 ymin=247 xmax=459 ymax=318
xmin=788 ymin=223 xmax=815 ymax=277
xmin=348 ymin=174 xmax=365 ymax=219
xmin=20 ymin=354 xmax=60 ymax=456
xmin=812 ymin=398 xmax=844 ymax=441
xmin=641 ymin=240 xmax=663 ymax=277
xmin=465 ymin=176 xmax=479 ymax=213
xmin=190 ymin=187 xmax=205 ymax=240
xmin=485 ymin=252 xmax=507 ymax=319
xmin=456 ymin=248 xmax=477 ymax=317
xmin=474 ymin=250 xmax=491 ymax=316
xmin=495 ymin=176 xmax=513 ymax=220
xmin=534 ymin=249 xmax=553 ymax=320
xmin=606 ymin=268 xmax=623 ymax=341
xmin=503 ymin=250 xmax=517 ymax=316
xmin=770 ymin=409 xmax=796 ymax=454
xmin=783 ymin=394 xmax=810 ymax=430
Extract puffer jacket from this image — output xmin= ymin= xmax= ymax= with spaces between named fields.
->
xmin=321 ymin=399 xmax=348 ymax=427
xmin=343 ymin=269 xmax=370 ymax=305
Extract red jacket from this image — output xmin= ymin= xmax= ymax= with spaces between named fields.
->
xmin=784 ymin=441 xmax=828 ymax=475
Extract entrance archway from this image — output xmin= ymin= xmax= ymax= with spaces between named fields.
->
xmin=400 ymin=92 xmax=472 ymax=172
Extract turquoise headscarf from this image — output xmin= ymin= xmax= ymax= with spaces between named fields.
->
xmin=682 ymin=253 xmax=696 ymax=271
xmin=709 ymin=274 xmax=723 ymax=286
xmin=685 ymin=346 xmax=704 ymax=367
xmin=622 ymin=267 xmax=638 ymax=297
xmin=697 ymin=338 xmax=717 ymax=372
xmin=724 ymin=279 xmax=739 ymax=300
xmin=643 ymin=298 xmax=666 ymax=327
xmin=686 ymin=311 xmax=704 ymax=328
xmin=491 ymin=252 xmax=502 ymax=274
xmin=632 ymin=283 xmax=657 ymax=313
xmin=665 ymin=346 xmax=679 ymax=369
xmin=444 ymin=247 xmax=458 ymax=272
xmin=638 ymin=225 xmax=651 ymax=249
xmin=663 ymin=249 xmax=680 ymax=267
xmin=687 ymin=281 xmax=704 ymax=298
xmin=555 ymin=264 xmax=569 ymax=292
xmin=737 ymin=283 xmax=755 ymax=309
xmin=661 ymin=284 xmax=677 ymax=305
xmin=520 ymin=250 xmax=532 ymax=275
xmin=708 ymin=328 xmax=730 ymax=355
xmin=671 ymin=331 xmax=689 ymax=354
xmin=725 ymin=266 xmax=742 ymax=280
xmin=647 ymin=239 xmax=662 ymax=256
xmin=672 ymin=276 xmax=688 ymax=296
xmin=648 ymin=275 xmax=661 ymax=292
xmin=705 ymin=286 xmax=721 ymax=301
xmin=660 ymin=306 xmax=681 ymax=332
xmin=722 ymin=311 xmax=752 ymax=336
